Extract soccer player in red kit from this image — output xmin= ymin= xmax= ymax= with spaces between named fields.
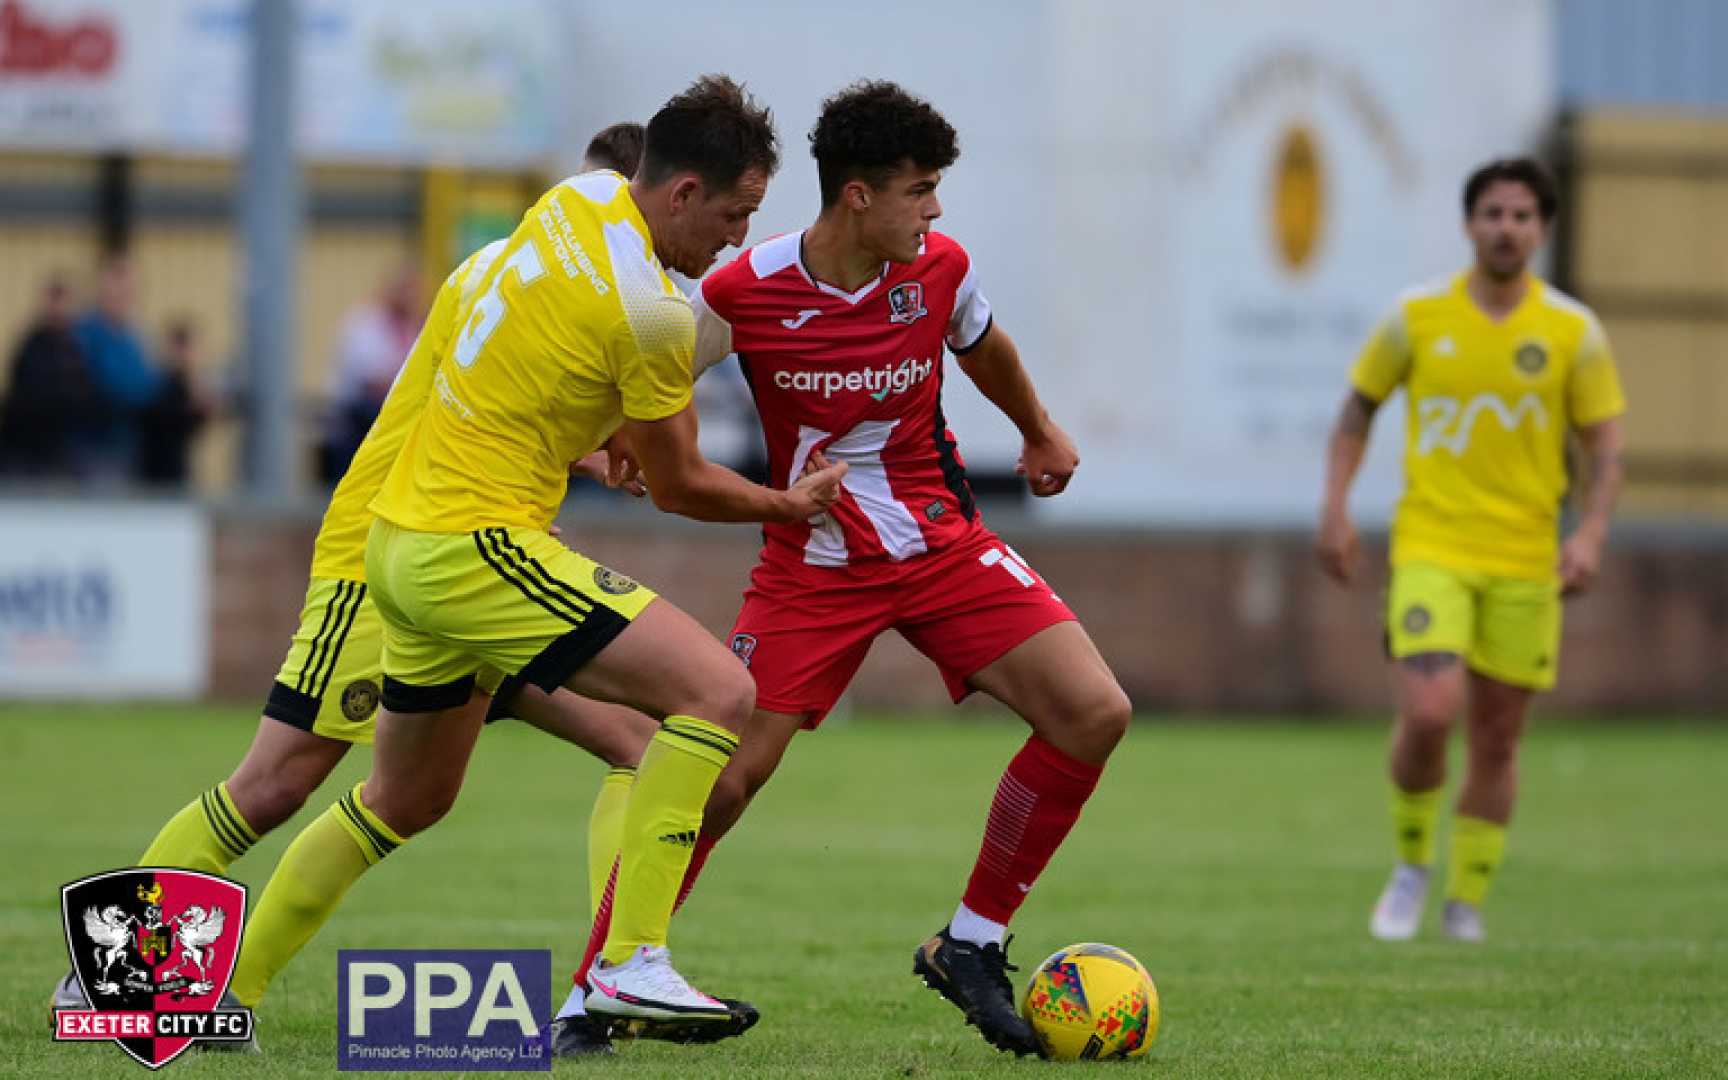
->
xmin=574 ymin=81 xmax=1131 ymax=1056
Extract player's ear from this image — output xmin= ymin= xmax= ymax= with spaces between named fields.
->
xmin=845 ymin=180 xmax=871 ymax=213
xmin=667 ymin=174 xmax=702 ymax=216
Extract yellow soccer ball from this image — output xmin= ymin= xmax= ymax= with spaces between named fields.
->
xmin=1021 ymin=942 xmax=1159 ymax=1061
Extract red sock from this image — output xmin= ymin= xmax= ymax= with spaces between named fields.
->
xmin=674 ymin=834 xmax=718 ymax=912
xmin=961 ymin=736 xmax=1103 ymax=924
xmin=572 ymin=834 xmax=719 ymax=989
xmin=572 ymin=858 xmax=617 ymax=989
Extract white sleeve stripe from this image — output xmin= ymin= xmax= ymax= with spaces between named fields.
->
xmin=691 ymin=282 xmax=734 ymax=378
xmin=946 ymin=260 xmax=992 ymax=352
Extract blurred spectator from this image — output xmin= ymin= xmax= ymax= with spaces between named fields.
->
xmin=71 ymin=256 xmax=162 ymax=484
xmin=136 ymin=317 xmax=213 ymax=488
xmin=0 ymin=275 xmax=101 ymax=480
xmin=583 ymin=122 xmax=645 ymax=175
xmin=318 ymin=263 xmax=421 ymax=483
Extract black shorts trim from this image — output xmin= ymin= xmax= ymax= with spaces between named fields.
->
xmin=263 ymin=681 xmax=320 ymax=731
xmin=517 ymin=608 xmax=631 ymax=695
xmin=484 ymin=673 xmax=524 ymax=724
xmin=381 ymin=673 xmax=478 ymax=714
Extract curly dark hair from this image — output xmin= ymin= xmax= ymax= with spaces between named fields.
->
xmin=640 ymin=75 xmax=779 ymax=192
xmin=1463 ymin=157 xmax=1557 ymax=222
xmin=583 ymin=121 xmax=645 ymax=178
xmin=810 ymin=80 xmax=959 ymax=207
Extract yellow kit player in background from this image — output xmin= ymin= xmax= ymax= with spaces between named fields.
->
xmin=1317 ymin=158 xmax=1626 ymax=943
xmin=49 ymin=130 xmax=664 ymax=1047
xmin=235 ymin=74 xmax=846 ymax=1036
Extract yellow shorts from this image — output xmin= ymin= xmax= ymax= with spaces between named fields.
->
xmin=265 ymin=577 xmax=512 ymax=741
xmin=1386 ymin=561 xmax=1561 ymax=690
xmin=365 ymin=521 xmax=658 ymax=712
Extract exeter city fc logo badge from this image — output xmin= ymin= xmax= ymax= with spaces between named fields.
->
xmin=56 ymin=869 xmax=253 ymax=1069
xmin=887 ymin=281 xmax=928 ymax=325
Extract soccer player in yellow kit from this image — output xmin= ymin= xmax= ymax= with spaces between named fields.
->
xmin=232 ymin=75 xmax=845 ymax=1033
xmin=48 ymin=131 xmax=665 ymax=1052
xmin=1318 ymin=158 xmax=1626 ymax=942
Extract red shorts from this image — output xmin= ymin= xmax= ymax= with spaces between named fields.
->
xmin=728 ymin=528 xmax=1076 ymax=726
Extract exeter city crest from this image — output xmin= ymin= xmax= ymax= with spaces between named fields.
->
xmin=56 ymin=869 xmax=253 ymax=1069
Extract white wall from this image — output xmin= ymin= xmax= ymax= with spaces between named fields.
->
xmin=559 ymin=0 xmax=1554 ymax=526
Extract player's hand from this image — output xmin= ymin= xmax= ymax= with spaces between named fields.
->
xmin=785 ymin=459 xmax=848 ymax=520
xmin=1316 ymin=509 xmax=1361 ymax=586
xmin=604 ymin=436 xmax=647 ymax=497
xmin=569 ymin=451 xmax=610 ymax=485
xmin=1017 ymin=424 xmax=1079 ymax=497
xmin=1559 ymin=527 xmax=1604 ymax=597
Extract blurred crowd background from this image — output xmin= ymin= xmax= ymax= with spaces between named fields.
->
xmin=0 ymin=0 xmax=1723 ymax=709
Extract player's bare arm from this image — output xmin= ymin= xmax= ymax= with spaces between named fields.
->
xmin=954 ymin=325 xmax=1077 ymax=496
xmin=1560 ymin=415 xmax=1624 ymax=597
xmin=1318 ymin=390 xmax=1379 ymax=585
xmin=625 ymin=403 xmax=846 ymax=522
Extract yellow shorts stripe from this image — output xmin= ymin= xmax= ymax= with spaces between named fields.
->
xmin=472 ymin=528 xmax=592 ymax=626
xmin=489 ymin=527 xmax=598 ymax=611
xmin=297 ymin=580 xmax=364 ymax=696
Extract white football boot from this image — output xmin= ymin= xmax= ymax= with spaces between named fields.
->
xmin=584 ymin=945 xmax=732 ymax=1026
xmin=1441 ymin=899 xmax=1486 ymax=943
xmin=1370 ymin=863 xmax=1431 ymax=941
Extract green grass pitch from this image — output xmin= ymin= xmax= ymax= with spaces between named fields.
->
xmin=2 ymin=705 xmax=1724 ymax=1078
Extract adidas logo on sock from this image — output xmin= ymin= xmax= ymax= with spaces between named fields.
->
xmin=658 ymin=830 xmax=698 ymax=847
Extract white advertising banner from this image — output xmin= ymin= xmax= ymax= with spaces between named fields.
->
xmin=0 ymin=502 xmax=209 ymax=699
xmin=568 ymin=0 xmax=1554 ymax=525
xmin=0 ymin=0 xmax=556 ymax=165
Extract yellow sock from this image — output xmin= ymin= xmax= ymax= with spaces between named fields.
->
xmin=1390 ymin=784 xmax=1443 ymax=867
xmin=1445 ymin=815 xmax=1508 ymax=906
xmin=589 ymin=767 xmax=634 ymax=922
xmin=229 ymin=783 xmax=405 ymax=1006
xmin=137 ymin=783 xmax=260 ymax=873
xmin=602 ymin=717 xmax=736 ymax=964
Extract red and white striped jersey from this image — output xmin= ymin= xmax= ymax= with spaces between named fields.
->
xmin=695 ymin=230 xmax=994 ymax=567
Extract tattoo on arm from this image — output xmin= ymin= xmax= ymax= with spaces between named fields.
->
xmin=1399 ymin=652 xmax=1462 ymax=675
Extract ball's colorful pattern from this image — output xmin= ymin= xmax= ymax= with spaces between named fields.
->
xmin=1021 ymin=942 xmax=1159 ymax=1061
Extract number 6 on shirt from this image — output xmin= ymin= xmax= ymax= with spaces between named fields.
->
xmin=455 ymin=243 xmax=546 ymax=368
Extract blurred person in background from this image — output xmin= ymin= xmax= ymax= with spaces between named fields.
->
xmin=0 ymin=274 xmax=100 ymax=480
xmin=71 ymin=256 xmax=162 ymax=484
xmin=1317 ymin=158 xmax=1626 ymax=945
xmin=318 ymin=263 xmax=422 ymax=483
xmin=583 ymin=120 xmax=645 ymax=175
xmin=136 ymin=317 xmax=214 ymax=488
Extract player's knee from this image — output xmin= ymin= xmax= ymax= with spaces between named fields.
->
xmin=693 ymin=665 xmax=755 ymax=735
xmin=238 ymin=779 xmax=311 ymax=835
xmin=1073 ymin=684 xmax=1131 ymax=758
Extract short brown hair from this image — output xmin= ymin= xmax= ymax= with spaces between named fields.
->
xmin=639 ymin=75 xmax=779 ymax=192
xmin=583 ymin=122 xmax=645 ymax=178
xmin=1463 ymin=158 xmax=1558 ymax=222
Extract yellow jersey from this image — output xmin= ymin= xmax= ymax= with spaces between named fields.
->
xmin=1351 ymin=272 xmax=1626 ymax=581
xmin=370 ymin=171 xmax=695 ymax=533
xmin=308 ymin=241 xmax=505 ymax=580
